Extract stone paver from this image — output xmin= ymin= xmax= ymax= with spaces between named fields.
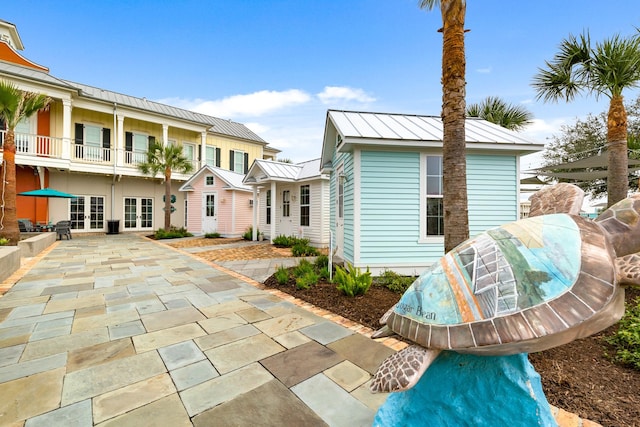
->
xmin=0 ymin=234 xmax=596 ymax=427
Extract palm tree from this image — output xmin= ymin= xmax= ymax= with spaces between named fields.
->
xmin=137 ymin=141 xmax=194 ymax=231
xmin=419 ymin=0 xmax=469 ymax=252
xmin=0 ymin=81 xmax=50 ymax=245
xmin=466 ymin=96 xmax=533 ymax=131
xmin=533 ymin=31 xmax=640 ymax=206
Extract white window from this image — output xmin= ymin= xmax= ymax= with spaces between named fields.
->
xmin=234 ymin=150 xmax=244 ymax=173
xmin=205 ymin=146 xmax=216 ymax=167
xmin=183 ymin=143 xmax=195 ymax=163
xmin=282 ymin=190 xmax=290 ymax=217
xmin=422 ymin=155 xmax=444 ymax=237
xmin=83 ymin=124 xmax=102 ymax=160
xmin=300 ymin=185 xmax=310 ymax=226
xmin=205 ymin=175 xmax=215 ymax=186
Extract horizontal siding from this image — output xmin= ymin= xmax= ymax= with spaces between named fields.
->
xmin=467 ymin=154 xmax=518 ymax=236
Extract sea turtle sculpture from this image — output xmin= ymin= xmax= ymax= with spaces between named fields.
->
xmin=370 ymin=189 xmax=640 ymax=393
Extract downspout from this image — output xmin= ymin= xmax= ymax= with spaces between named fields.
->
xmin=111 ymin=103 xmax=117 ymax=220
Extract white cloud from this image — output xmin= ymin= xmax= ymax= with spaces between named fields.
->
xmin=156 ymin=89 xmax=311 ymax=119
xmin=317 ymin=86 xmax=376 ymax=104
xmin=476 ymin=67 xmax=492 ymax=74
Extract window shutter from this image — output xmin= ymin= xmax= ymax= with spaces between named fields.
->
xmin=244 ymin=153 xmax=249 ymax=174
xmin=74 ymin=123 xmax=84 ymax=145
xmin=102 ymin=128 xmax=111 ymax=148
xmin=125 ymin=132 xmax=133 ymax=151
xmin=229 ymin=150 xmax=234 ymax=170
xmin=148 ymin=136 xmax=156 ymax=150
xmin=215 ymin=148 xmax=221 ymax=167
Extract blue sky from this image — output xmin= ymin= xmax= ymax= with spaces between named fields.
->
xmin=3 ymin=1 xmax=640 ymax=167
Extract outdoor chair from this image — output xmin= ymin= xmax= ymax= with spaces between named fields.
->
xmin=55 ymin=220 xmax=72 ymax=240
xmin=18 ymin=219 xmax=36 ymax=232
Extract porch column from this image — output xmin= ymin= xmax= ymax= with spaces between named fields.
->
xmin=61 ymin=99 xmax=72 ymax=160
xmin=200 ymin=131 xmax=207 ymax=169
xmin=117 ymin=114 xmax=125 ymax=166
xmin=270 ymin=181 xmax=277 ymax=243
xmin=162 ymin=124 xmax=169 ymax=146
xmin=252 ymin=186 xmax=258 ymax=241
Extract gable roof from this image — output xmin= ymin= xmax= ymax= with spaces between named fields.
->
xmin=243 ymin=158 xmax=326 ymax=185
xmin=179 ymin=165 xmax=251 ymax=192
xmin=321 ymin=110 xmax=544 ymax=168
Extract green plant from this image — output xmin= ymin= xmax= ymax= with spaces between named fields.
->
xmin=204 ymin=232 xmax=221 ymax=238
xmin=273 ymin=234 xmax=297 ymax=247
xmin=318 ymin=266 xmax=331 ymax=281
xmin=314 ymin=254 xmax=329 ymax=270
xmin=292 ymin=241 xmax=319 ymax=257
xmin=242 ymin=227 xmax=260 ymax=240
xmin=335 ymin=263 xmax=372 ymax=297
xmin=296 ymin=271 xmax=319 ymax=290
xmin=274 ymin=265 xmax=290 ymax=285
xmin=154 ymin=227 xmax=193 ymax=240
xmin=375 ymin=269 xmax=417 ymax=293
xmin=606 ymin=297 xmax=640 ymax=370
xmin=0 ymin=237 xmax=9 ymax=246
xmin=293 ymin=259 xmax=314 ymax=277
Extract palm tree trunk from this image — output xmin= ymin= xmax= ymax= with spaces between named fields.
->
xmin=1 ymin=131 xmax=20 ymax=245
xmin=607 ymin=95 xmax=629 ymax=206
xmin=164 ymin=168 xmax=172 ymax=230
xmin=440 ymin=0 xmax=469 ymax=252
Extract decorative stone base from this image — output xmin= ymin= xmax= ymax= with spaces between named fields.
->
xmin=373 ymin=352 xmax=557 ymax=427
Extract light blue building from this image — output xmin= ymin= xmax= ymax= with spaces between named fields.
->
xmin=320 ymin=110 xmax=544 ymax=275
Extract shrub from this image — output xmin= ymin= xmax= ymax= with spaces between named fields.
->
xmin=292 ymin=241 xmax=319 ymax=257
xmin=335 ymin=263 xmax=372 ymax=297
xmin=204 ymin=232 xmax=221 ymax=238
xmin=606 ymin=297 xmax=640 ymax=370
xmin=273 ymin=235 xmax=297 ymax=247
xmin=375 ymin=269 xmax=417 ymax=293
xmin=242 ymin=227 xmax=260 ymax=240
xmin=293 ymin=259 xmax=314 ymax=277
xmin=274 ymin=265 xmax=290 ymax=285
xmin=314 ymin=254 xmax=329 ymax=270
xmin=154 ymin=227 xmax=193 ymax=239
xmin=296 ymin=271 xmax=319 ymax=290
xmin=0 ymin=237 xmax=9 ymax=246
xmin=318 ymin=266 xmax=331 ymax=281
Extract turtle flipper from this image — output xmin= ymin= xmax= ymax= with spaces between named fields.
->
xmin=370 ymin=345 xmax=441 ymax=393
xmin=371 ymin=325 xmax=394 ymax=339
xmin=616 ymin=253 xmax=640 ymax=286
xmin=528 ymin=183 xmax=584 ymax=217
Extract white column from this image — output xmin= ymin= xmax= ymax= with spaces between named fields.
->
xmin=117 ymin=114 xmax=125 ymax=166
xmin=252 ymin=186 xmax=258 ymax=241
xmin=200 ymin=131 xmax=207 ymax=169
xmin=162 ymin=124 xmax=169 ymax=145
xmin=61 ymin=99 xmax=72 ymax=160
xmin=270 ymin=181 xmax=277 ymax=243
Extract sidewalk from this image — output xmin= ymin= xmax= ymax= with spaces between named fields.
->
xmin=0 ymin=234 xmax=601 ymax=426
xmin=0 ymin=234 xmax=399 ymax=426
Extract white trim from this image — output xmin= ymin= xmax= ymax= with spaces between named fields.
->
xmin=353 ymin=149 xmax=361 ymax=264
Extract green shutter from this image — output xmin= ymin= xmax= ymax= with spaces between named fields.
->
xmin=74 ymin=123 xmax=84 ymax=145
xmin=125 ymin=132 xmax=133 ymax=151
xmin=229 ymin=150 xmax=234 ymax=170
xmin=244 ymin=153 xmax=249 ymax=174
xmin=215 ymin=148 xmax=221 ymax=167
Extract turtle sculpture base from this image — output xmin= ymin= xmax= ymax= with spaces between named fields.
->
xmin=373 ymin=351 xmax=557 ymax=427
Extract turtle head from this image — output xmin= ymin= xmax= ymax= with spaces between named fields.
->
xmin=595 ymin=194 xmax=640 ymax=257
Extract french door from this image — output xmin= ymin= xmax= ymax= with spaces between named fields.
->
xmin=70 ymin=196 xmax=105 ymax=231
xmin=123 ymin=197 xmax=153 ymax=231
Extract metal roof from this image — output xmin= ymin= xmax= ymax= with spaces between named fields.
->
xmin=179 ymin=165 xmax=251 ymax=192
xmin=0 ymin=60 xmax=75 ymax=90
xmin=327 ymin=110 xmax=542 ymax=147
xmin=243 ymin=158 xmax=324 ymax=185
xmin=65 ymin=81 xmax=267 ymax=144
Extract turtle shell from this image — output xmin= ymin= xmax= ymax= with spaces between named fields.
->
xmin=387 ymin=214 xmax=625 ymax=355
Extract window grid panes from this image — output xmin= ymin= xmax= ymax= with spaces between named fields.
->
xmin=205 ymin=146 xmax=216 ymax=166
xmin=300 ymin=185 xmax=310 ymax=226
xmin=426 ymin=155 xmax=444 ymax=236
xmin=205 ymin=194 xmax=215 ymax=217
xmin=234 ymin=150 xmax=244 ymax=173
xmin=205 ymin=175 xmax=214 ymax=186
xmin=266 ymin=190 xmax=271 ymax=225
xmin=282 ymin=190 xmax=290 ymax=217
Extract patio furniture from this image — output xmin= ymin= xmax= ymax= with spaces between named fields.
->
xmin=55 ymin=221 xmax=72 ymax=240
xmin=18 ymin=219 xmax=36 ymax=232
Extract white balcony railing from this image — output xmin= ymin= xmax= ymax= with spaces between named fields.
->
xmin=1 ymin=130 xmax=63 ymax=157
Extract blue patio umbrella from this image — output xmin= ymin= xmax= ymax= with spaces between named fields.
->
xmin=18 ymin=188 xmax=77 ymax=198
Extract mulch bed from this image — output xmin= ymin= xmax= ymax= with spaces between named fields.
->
xmin=263 ymin=275 xmax=640 ymax=427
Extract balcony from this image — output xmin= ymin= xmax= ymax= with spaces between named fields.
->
xmin=1 ymin=130 xmax=198 ymax=180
